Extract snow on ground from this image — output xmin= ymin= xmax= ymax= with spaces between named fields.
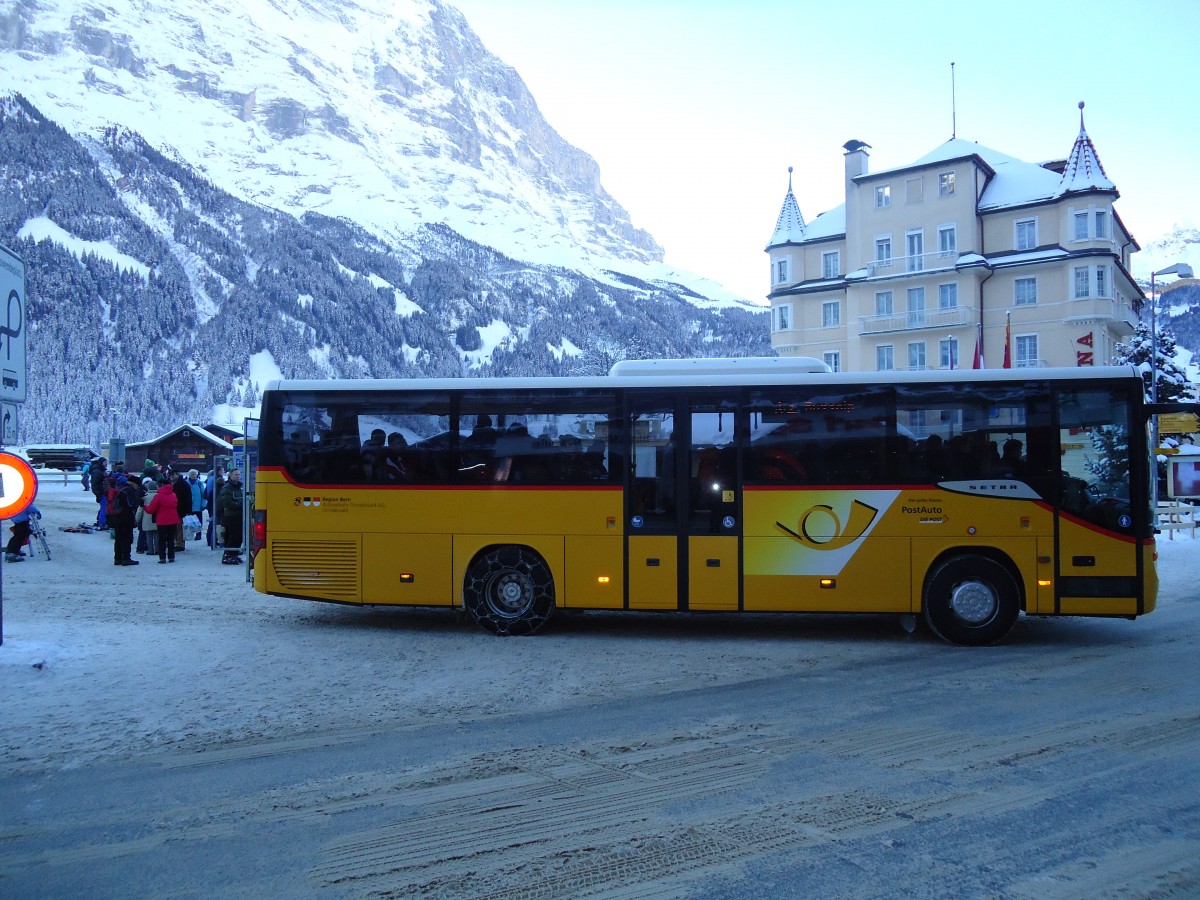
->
xmin=1 ymin=479 xmax=1196 ymax=778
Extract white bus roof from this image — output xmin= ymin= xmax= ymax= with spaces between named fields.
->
xmin=610 ymin=356 xmax=830 ymax=376
xmin=262 ymin=362 xmax=1144 ymax=396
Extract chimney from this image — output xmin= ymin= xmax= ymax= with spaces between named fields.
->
xmin=843 ymin=139 xmax=870 ymax=201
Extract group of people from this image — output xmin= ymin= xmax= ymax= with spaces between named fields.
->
xmin=359 ymin=428 xmax=411 ymax=482
xmin=85 ymin=456 xmax=245 ymax=566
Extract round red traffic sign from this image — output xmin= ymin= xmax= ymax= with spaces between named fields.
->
xmin=0 ymin=451 xmax=38 ymax=519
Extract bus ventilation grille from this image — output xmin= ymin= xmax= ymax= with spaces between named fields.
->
xmin=272 ymin=540 xmax=359 ymax=600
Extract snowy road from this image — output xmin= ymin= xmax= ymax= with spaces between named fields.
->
xmin=2 ymin=483 xmax=1199 ymax=897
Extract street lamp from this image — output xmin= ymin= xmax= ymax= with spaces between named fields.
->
xmin=1149 ymin=263 xmax=1194 ymax=403
xmin=1148 ymin=262 xmax=1194 ymax=513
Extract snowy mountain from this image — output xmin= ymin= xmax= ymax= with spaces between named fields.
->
xmin=0 ymin=0 xmax=683 ymax=282
xmin=1131 ymin=223 xmax=1200 ymax=288
xmin=1132 ymin=224 xmax=1200 ymax=384
xmin=0 ymin=0 xmax=768 ymax=444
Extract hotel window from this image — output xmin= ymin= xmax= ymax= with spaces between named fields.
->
xmin=1015 ymin=334 xmax=1039 ymax=368
xmin=938 ymin=224 xmax=957 ymax=255
xmin=822 ymin=300 xmax=841 ymax=327
xmin=1095 ymin=210 xmax=1109 ymax=238
xmin=908 ymin=341 xmax=926 ymax=371
xmin=823 ymin=351 xmax=841 ymax=372
xmin=1096 ymin=266 xmax=1108 ymax=297
xmin=774 ymin=258 xmax=788 ymax=284
xmin=1014 ymin=277 xmax=1037 ymax=306
xmin=876 ymin=345 xmax=895 ymax=371
xmin=875 ymin=185 xmax=891 ymax=208
xmin=906 ymin=230 xmax=924 ymax=271
xmin=1015 ymin=217 xmax=1037 ymax=251
xmin=938 ymin=282 xmax=958 ymax=309
xmin=905 ymin=176 xmax=923 ymax=203
xmin=939 ymin=172 xmax=955 ymax=195
xmin=875 ymin=290 xmax=894 ymax=316
xmin=822 ymin=250 xmax=840 ymax=279
xmin=1073 ymin=266 xmax=1090 ymax=299
xmin=906 ymin=286 xmax=926 ymax=327
xmin=940 ymin=337 xmax=958 ymax=369
xmin=875 ymin=235 xmax=892 ymax=263
xmin=774 ymin=303 xmax=792 ymax=331
xmin=1073 ymin=211 xmax=1090 ymax=241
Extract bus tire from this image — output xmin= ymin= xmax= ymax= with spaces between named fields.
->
xmin=463 ymin=546 xmax=555 ymax=636
xmin=922 ymin=555 xmax=1019 ymax=646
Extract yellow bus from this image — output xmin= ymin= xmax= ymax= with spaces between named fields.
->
xmin=251 ymin=359 xmax=1159 ymax=645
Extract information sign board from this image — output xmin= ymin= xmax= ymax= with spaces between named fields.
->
xmin=1168 ymin=457 xmax=1200 ymax=500
xmin=0 ymin=243 xmax=26 ymax=404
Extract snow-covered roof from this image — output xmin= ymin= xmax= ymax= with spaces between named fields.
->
xmin=898 ymin=137 xmax=1065 ymax=212
xmin=801 ymin=205 xmax=846 ymax=241
xmin=765 ymin=167 xmax=806 ymax=248
xmin=126 ymin=423 xmax=233 ymax=450
xmin=773 ymin=109 xmax=1121 ymax=246
xmin=1058 ymin=102 xmax=1116 ymax=196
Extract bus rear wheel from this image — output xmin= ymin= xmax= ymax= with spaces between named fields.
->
xmin=923 ymin=555 xmax=1019 ymax=646
xmin=463 ymin=546 xmax=555 ymax=636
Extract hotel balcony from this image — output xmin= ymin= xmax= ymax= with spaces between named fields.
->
xmin=1064 ymin=295 xmax=1139 ymax=335
xmin=866 ymin=252 xmax=959 ymax=279
xmin=858 ymin=304 xmax=975 ymax=336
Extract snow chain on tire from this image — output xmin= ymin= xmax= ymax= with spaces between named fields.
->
xmin=463 ymin=546 xmax=555 ymax=636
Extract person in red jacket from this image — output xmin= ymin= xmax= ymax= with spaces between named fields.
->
xmin=144 ymin=477 xmax=181 ymax=563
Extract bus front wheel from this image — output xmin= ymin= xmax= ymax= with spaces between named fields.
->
xmin=923 ymin=555 xmax=1019 ymax=646
xmin=463 ymin=546 xmax=555 ymax=636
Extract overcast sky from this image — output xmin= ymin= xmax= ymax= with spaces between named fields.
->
xmin=450 ymin=0 xmax=1200 ymax=302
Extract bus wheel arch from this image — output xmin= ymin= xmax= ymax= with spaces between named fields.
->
xmin=922 ymin=550 xmax=1022 ymax=646
xmin=463 ymin=545 xmax=556 ymax=636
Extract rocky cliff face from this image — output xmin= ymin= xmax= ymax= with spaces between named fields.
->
xmin=0 ymin=0 xmax=666 ymax=276
xmin=0 ymin=0 xmax=774 ymax=444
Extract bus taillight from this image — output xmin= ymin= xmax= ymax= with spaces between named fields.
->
xmin=251 ymin=510 xmax=266 ymax=560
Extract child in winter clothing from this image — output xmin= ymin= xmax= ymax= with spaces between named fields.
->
xmin=5 ymin=503 xmax=42 ymax=562
xmin=136 ymin=479 xmax=160 ymax=557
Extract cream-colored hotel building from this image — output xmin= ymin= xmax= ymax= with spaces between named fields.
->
xmin=766 ymin=107 xmax=1141 ymax=372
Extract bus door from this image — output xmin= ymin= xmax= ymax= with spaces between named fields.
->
xmin=626 ymin=394 xmax=741 ymax=611
xmin=1055 ymin=389 xmax=1143 ymax=615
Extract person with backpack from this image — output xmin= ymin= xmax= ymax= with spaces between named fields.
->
xmin=170 ymin=472 xmax=192 ymax=552
xmin=90 ymin=457 xmax=109 ymax=526
xmin=5 ymin=503 xmax=42 ymax=563
xmin=135 ymin=478 xmax=161 ymax=557
xmin=109 ymin=476 xmax=141 ymax=566
xmin=205 ymin=467 xmax=225 ymax=547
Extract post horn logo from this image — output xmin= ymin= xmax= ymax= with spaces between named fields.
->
xmin=776 ymin=500 xmax=879 ymax=551
xmin=294 ymin=497 xmax=322 ymax=507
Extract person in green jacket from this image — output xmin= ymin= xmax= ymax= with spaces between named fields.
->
xmin=219 ymin=468 xmax=245 ymax=565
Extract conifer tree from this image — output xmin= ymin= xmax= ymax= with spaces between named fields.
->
xmin=1114 ymin=320 xmax=1190 ymax=402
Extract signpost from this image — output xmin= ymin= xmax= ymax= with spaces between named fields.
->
xmin=0 ymin=242 xmax=27 ymax=645
xmin=0 ymin=243 xmax=26 ymax=405
xmin=0 ymin=451 xmax=39 ymax=520
xmin=0 ymin=451 xmax=36 ymax=646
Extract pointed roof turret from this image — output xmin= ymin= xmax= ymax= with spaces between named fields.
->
xmin=1059 ymin=102 xmax=1116 ymax=195
xmin=766 ymin=167 xmax=807 ymax=248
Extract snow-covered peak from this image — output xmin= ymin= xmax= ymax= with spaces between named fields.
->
xmin=0 ymin=0 xmax=695 ymax=289
xmin=1132 ymin=223 xmax=1200 ymax=285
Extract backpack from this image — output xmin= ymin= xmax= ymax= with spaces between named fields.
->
xmin=106 ymin=488 xmax=124 ymax=516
